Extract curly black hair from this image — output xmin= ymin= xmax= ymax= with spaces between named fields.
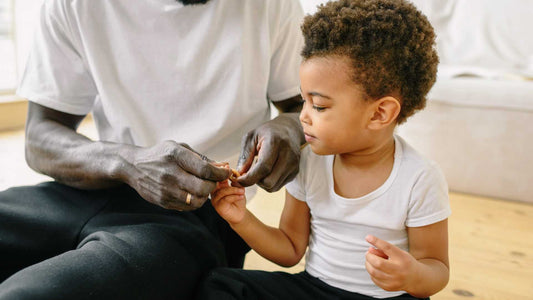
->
xmin=301 ymin=0 xmax=438 ymax=123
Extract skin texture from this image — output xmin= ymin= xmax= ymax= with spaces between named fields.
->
xmin=24 ymin=95 xmax=303 ymax=211
xmin=211 ymin=55 xmax=449 ymax=297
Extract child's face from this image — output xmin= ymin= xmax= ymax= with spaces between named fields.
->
xmin=299 ymin=56 xmax=375 ymax=155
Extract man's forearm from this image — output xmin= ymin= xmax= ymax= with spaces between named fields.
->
xmin=25 ymin=118 xmax=133 ymax=189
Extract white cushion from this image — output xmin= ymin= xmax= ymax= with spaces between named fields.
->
xmin=411 ymin=0 xmax=533 ymax=77
xmin=398 ymin=78 xmax=533 ymax=203
xmin=428 ymin=75 xmax=533 ymax=112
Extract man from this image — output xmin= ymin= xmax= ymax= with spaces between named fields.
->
xmin=0 ymin=0 xmax=305 ymax=299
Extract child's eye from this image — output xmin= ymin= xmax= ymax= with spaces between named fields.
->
xmin=313 ymin=105 xmax=326 ymax=112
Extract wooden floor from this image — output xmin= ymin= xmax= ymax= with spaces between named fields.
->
xmin=1 ymin=118 xmax=531 ymax=300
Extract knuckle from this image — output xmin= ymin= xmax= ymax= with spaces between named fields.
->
xmin=258 ymin=182 xmax=275 ymax=193
xmin=243 ymin=130 xmax=256 ymax=142
xmin=197 ymin=181 xmax=216 ymax=196
xmin=177 ymin=142 xmax=190 ymax=150
xmin=199 ymin=164 xmax=214 ymax=179
xmin=161 ymin=140 xmax=176 ymax=148
xmin=157 ymin=167 xmax=179 ymax=184
xmin=174 ymin=143 xmax=188 ymax=156
xmin=373 ymin=259 xmax=383 ymax=269
xmin=158 ymin=171 xmax=173 ymax=183
xmin=259 ymin=179 xmax=276 ymax=192
xmin=255 ymin=163 xmax=271 ymax=178
xmin=160 ymin=141 xmax=178 ymax=161
xmin=239 ymin=132 xmax=254 ymax=148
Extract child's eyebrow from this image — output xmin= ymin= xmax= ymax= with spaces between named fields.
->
xmin=309 ymin=91 xmax=332 ymax=99
xmin=300 ymin=86 xmax=332 ymax=100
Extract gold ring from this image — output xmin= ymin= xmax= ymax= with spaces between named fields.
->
xmin=185 ymin=193 xmax=192 ymax=205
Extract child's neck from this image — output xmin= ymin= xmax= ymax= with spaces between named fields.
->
xmin=333 ymin=136 xmax=396 ymax=199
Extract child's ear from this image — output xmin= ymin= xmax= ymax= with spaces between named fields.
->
xmin=367 ymin=96 xmax=401 ymax=130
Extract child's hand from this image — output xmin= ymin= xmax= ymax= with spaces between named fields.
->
xmin=210 ymin=180 xmax=247 ymax=225
xmin=365 ymin=235 xmax=419 ymax=292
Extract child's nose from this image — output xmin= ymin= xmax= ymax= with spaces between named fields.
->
xmin=299 ymin=107 xmax=310 ymax=125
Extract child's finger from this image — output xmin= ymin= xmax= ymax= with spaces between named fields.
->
xmin=365 ymin=247 xmax=393 ymax=274
xmin=212 ymin=186 xmax=245 ymax=201
xmin=217 ymin=180 xmax=230 ymax=188
xmin=220 ymin=194 xmax=245 ymax=205
xmin=365 ymin=258 xmax=393 ymax=282
xmin=366 ymin=235 xmax=398 ymax=258
xmin=368 ymin=246 xmax=389 ymax=259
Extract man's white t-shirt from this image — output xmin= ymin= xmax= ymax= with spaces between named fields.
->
xmin=17 ymin=0 xmax=304 ymax=167
xmin=285 ymin=135 xmax=451 ymax=298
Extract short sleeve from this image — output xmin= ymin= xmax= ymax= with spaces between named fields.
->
xmin=267 ymin=0 xmax=304 ymax=101
xmin=406 ymin=162 xmax=452 ymax=227
xmin=285 ymin=146 xmax=309 ymax=202
xmin=16 ymin=1 xmax=97 ymax=115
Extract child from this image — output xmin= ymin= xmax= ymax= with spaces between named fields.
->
xmin=199 ymin=0 xmax=450 ymax=299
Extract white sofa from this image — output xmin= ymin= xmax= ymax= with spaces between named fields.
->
xmin=398 ymin=0 xmax=533 ymax=203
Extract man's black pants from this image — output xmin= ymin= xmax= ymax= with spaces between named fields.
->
xmin=0 ymin=182 xmax=249 ymax=300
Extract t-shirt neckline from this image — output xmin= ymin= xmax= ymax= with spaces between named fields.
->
xmin=328 ymin=135 xmax=403 ymax=204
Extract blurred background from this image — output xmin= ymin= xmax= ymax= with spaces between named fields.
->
xmin=0 ymin=1 xmax=532 ymax=299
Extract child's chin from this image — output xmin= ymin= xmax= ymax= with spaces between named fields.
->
xmin=309 ymin=145 xmax=332 ymax=156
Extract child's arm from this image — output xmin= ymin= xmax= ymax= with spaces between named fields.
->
xmin=365 ymin=219 xmax=449 ymax=298
xmin=211 ymin=182 xmax=310 ymax=267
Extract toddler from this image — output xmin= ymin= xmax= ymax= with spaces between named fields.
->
xmin=199 ymin=0 xmax=449 ymax=299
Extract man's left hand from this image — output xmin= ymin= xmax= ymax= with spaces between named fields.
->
xmin=236 ymin=113 xmax=304 ymax=192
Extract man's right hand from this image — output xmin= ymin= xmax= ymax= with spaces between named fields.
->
xmin=121 ymin=141 xmax=231 ymax=211
xmin=25 ymin=102 xmax=230 ymax=211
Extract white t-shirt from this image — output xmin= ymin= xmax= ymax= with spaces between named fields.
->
xmin=285 ymin=135 xmax=451 ymax=298
xmin=17 ymin=0 xmax=304 ymax=167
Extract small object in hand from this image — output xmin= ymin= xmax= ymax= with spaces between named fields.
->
xmin=212 ymin=162 xmax=241 ymax=183
xmin=229 ymin=168 xmax=241 ymax=182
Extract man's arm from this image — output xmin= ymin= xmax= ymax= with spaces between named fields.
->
xmin=25 ymin=102 xmax=123 ymax=189
xmin=25 ymin=102 xmax=230 ymax=210
xmin=236 ymin=95 xmax=305 ymax=191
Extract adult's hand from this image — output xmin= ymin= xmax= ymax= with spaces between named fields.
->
xmin=121 ymin=141 xmax=231 ymax=211
xmin=236 ymin=112 xmax=304 ymax=192
xmin=25 ymin=103 xmax=230 ymax=212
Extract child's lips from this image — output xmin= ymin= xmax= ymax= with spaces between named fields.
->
xmin=304 ymin=132 xmax=316 ymax=142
